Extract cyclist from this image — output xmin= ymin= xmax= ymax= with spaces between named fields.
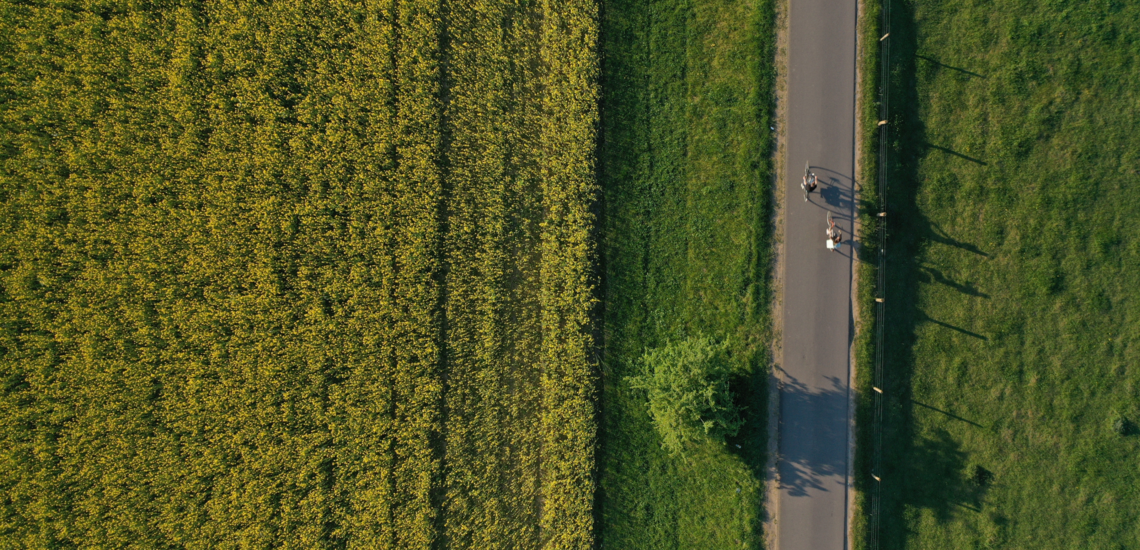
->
xmin=802 ymin=162 xmax=818 ymax=201
xmin=826 ymin=212 xmax=843 ymax=252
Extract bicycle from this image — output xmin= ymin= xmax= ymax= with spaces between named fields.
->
xmin=826 ymin=211 xmax=843 ymax=252
xmin=802 ymin=161 xmax=817 ymax=202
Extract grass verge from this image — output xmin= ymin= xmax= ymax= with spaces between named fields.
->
xmin=596 ymin=0 xmax=776 ymax=547
xmin=851 ymin=0 xmax=883 ymax=545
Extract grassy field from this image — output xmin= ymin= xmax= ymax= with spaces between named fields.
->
xmin=868 ymin=0 xmax=1140 ymax=547
xmin=596 ymin=0 xmax=775 ymax=547
xmin=0 ymin=1 xmax=596 ymax=547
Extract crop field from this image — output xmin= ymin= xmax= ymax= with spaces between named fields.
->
xmin=596 ymin=0 xmax=775 ymax=547
xmin=868 ymin=0 xmax=1140 ymax=547
xmin=0 ymin=1 xmax=596 ymax=548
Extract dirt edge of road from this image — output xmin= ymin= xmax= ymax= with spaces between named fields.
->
xmin=847 ymin=0 xmax=871 ymax=546
xmin=764 ymin=0 xmax=790 ymax=547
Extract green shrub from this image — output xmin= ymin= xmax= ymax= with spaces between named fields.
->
xmin=1110 ymin=414 xmax=1134 ymax=436
xmin=628 ymin=336 xmax=742 ymax=455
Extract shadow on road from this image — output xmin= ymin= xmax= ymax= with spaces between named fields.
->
xmin=775 ymin=370 xmax=849 ymax=498
xmin=820 ymin=181 xmax=855 ymax=211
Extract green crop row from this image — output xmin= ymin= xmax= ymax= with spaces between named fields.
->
xmin=440 ymin=0 xmax=546 ymax=547
xmin=536 ymin=2 xmax=599 ymax=548
xmin=440 ymin=0 xmax=600 ymax=546
xmin=0 ymin=0 xmax=597 ymax=548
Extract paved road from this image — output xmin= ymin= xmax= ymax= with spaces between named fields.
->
xmin=775 ymin=0 xmax=857 ymax=547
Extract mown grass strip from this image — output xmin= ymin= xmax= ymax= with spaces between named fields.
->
xmin=852 ymin=0 xmax=882 ymax=546
xmin=872 ymin=0 xmax=1140 ymax=547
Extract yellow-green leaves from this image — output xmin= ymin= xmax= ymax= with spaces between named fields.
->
xmin=0 ymin=0 xmax=598 ymax=548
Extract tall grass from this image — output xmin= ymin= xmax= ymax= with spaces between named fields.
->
xmin=597 ymin=0 xmax=776 ymax=547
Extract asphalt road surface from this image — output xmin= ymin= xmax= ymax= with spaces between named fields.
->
xmin=775 ymin=0 xmax=857 ymax=547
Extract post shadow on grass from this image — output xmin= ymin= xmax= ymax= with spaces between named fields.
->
xmin=915 ymin=55 xmax=987 ymax=79
xmin=864 ymin=0 xmax=996 ymax=546
xmin=911 ymin=399 xmax=986 ymax=429
xmin=1111 ymin=415 xmax=1139 ymax=436
xmin=922 ymin=142 xmax=987 ymax=165
xmin=917 ymin=264 xmax=989 ymax=298
xmin=928 ymin=221 xmax=989 ymax=257
xmin=919 ymin=311 xmax=989 ymax=340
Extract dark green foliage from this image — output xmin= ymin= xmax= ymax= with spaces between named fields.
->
xmin=1110 ymin=415 xmax=1135 ymax=437
xmin=628 ymin=336 xmax=743 ymax=455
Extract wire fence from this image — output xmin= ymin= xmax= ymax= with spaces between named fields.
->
xmin=869 ymin=0 xmax=891 ymax=546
